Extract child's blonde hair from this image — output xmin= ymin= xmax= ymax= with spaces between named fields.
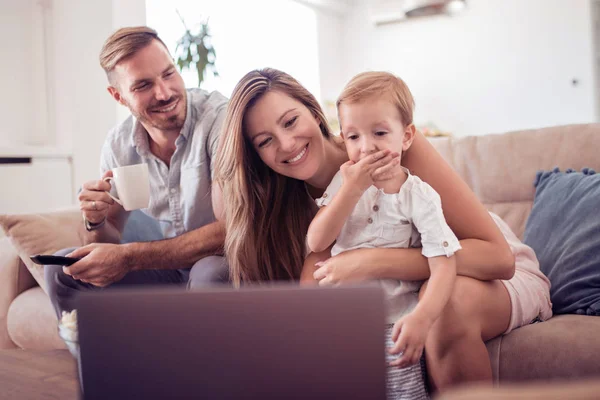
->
xmin=336 ymin=71 xmax=415 ymax=127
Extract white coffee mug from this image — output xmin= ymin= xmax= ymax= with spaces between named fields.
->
xmin=103 ymin=163 xmax=150 ymax=211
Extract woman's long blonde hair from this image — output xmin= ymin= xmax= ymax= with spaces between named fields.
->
xmin=214 ymin=68 xmax=333 ymax=288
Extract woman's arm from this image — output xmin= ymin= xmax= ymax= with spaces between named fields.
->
xmin=300 ymin=249 xmax=332 ymax=285
xmin=399 ymin=131 xmax=514 ymax=280
xmin=342 ymin=237 xmax=514 ymax=281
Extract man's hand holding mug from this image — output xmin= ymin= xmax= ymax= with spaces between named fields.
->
xmin=79 ymin=170 xmax=116 ymax=225
xmin=78 ymin=163 xmax=150 ymax=230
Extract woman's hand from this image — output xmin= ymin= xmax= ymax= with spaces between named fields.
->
xmin=388 ymin=311 xmax=434 ymax=368
xmin=313 ymin=249 xmax=372 ymax=285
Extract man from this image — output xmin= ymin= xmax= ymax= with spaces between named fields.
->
xmin=45 ymin=26 xmax=229 ymax=317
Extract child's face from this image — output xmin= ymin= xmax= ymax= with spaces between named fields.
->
xmin=338 ymin=97 xmax=412 ymax=163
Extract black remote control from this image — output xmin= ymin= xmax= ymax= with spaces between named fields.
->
xmin=30 ymin=255 xmax=82 ymax=266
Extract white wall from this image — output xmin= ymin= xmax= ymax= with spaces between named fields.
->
xmin=316 ymin=10 xmax=346 ymax=104
xmin=112 ymin=0 xmax=146 ymax=124
xmin=50 ymin=0 xmax=115 ymax=190
xmin=323 ymin=0 xmax=599 ymax=136
xmin=0 ymin=0 xmax=40 ymax=146
xmin=3 ymin=0 xmax=597 ymax=208
xmin=49 ymin=0 xmax=146 ymax=191
xmin=0 ymin=0 xmax=146 ymax=212
xmin=146 ymin=0 xmax=321 ymax=100
xmin=312 ymin=8 xmax=347 ymax=131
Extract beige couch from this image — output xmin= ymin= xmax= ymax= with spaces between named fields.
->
xmin=1 ymin=124 xmax=600 ymax=384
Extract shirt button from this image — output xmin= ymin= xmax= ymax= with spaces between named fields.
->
xmin=373 ymin=205 xmax=379 ymax=211
xmin=443 ymin=241 xmax=449 ymax=247
xmin=322 ymin=193 xmax=328 ymax=198
xmin=170 ymin=188 xmax=177 ymax=194
xmin=367 ymin=217 xmax=373 ymax=224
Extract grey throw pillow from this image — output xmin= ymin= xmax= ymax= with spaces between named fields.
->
xmin=523 ymin=167 xmax=600 ymax=316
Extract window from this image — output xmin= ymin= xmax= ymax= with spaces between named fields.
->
xmin=146 ymin=0 xmax=321 ymax=100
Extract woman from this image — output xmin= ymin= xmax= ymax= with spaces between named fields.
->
xmin=213 ymin=68 xmax=551 ymax=393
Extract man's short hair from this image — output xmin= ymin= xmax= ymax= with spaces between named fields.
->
xmin=99 ymin=26 xmax=169 ymax=84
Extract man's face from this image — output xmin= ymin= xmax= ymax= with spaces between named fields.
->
xmin=109 ymin=40 xmax=187 ymax=133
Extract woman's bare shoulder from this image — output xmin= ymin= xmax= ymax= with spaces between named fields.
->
xmin=401 ymin=131 xmax=500 ymax=242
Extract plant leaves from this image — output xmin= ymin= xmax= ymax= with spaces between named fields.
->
xmin=173 ymin=14 xmax=218 ymax=87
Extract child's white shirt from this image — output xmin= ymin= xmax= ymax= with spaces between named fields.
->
xmin=315 ymin=167 xmax=461 ymax=322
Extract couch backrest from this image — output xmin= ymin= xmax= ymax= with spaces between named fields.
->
xmin=429 ymin=124 xmax=600 ymax=239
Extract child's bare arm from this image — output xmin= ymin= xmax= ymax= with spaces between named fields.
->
xmin=306 ymin=185 xmax=363 ymax=253
xmin=308 ymin=150 xmax=398 ymax=252
xmin=308 ymin=152 xmax=398 ymax=252
xmin=388 ymin=255 xmax=456 ymax=367
xmin=405 ymin=182 xmax=458 ymax=320
xmin=413 ymin=255 xmax=456 ymax=322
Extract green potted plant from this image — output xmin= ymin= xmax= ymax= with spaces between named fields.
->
xmin=174 ymin=10 xmax=218 ymax=87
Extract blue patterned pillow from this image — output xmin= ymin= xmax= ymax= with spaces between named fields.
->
xmin=523 ymin=168 xmax=600 ymax=316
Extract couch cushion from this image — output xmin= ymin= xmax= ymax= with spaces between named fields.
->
xmin=523 ymin=168 xmax=600 ymax=316
xmin=0 ymin=209 xmax=82 ymax=292
xmin=485 ymin=315 xmax=600 ymax=383
xmin=437 ymin=378 xmax=600 ymax=400
xmin=0 ymin=208 xmax=164 ymax=294
xmin=429 ymin=123 xmax=600 ymax=239
xmin=0 ymin=238 xmax=26 ymax=349
xmin=6 ymin=287 xmax=66 ymax=350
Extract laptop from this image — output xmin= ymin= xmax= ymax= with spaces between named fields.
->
xmin=76 ymin=284 xmax=387 ymax=399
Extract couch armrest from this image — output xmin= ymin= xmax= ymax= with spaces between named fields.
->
xmin=0 ymin=237 xmax=38 ymax=349
xmin=0 ymin=208 xmax=82 ymax=291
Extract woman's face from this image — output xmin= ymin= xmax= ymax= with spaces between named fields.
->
xmin=244 ymin=90 xmax=326 ymax=181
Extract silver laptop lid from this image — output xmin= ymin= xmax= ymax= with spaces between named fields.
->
xmin=77 ymin=284 xmax=386 ymax=400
